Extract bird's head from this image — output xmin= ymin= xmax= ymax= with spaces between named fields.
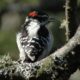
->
xmin=25 ymin=9 xmax=54 ymax=25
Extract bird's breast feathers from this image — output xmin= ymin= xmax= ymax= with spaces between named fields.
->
xmin=26 ymin=20 xmax=40 ymax=38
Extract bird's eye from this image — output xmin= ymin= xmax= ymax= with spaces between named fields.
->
xmin=28 ymin=11 xmax=38 ymax=17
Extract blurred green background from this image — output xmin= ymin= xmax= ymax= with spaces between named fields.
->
xmin=0 ymin=0 xmax=66 ymax=60
xmin=0 ymin=0 xmax=80 ymax=79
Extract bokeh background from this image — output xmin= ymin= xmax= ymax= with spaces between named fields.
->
xmin=0 ymin=0 xmax=66 ymax=60
xmin=0 ymin=0 xmax=80 ymax=80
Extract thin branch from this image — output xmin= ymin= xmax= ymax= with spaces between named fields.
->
xmin=65 ymin=0 xmax=70 ymax=41
xmin=52 ymin=26 xmax=80 ymax=59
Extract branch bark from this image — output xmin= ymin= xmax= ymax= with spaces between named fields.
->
xmin=65 ymin=0 xmax=78 ymax=39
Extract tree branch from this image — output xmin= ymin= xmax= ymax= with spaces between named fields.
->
xmin=0 ymin=25 xmax=80 ymax=80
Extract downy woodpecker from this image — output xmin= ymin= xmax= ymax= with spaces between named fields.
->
xmin=16 ymin=9 xmax=53 ymax=63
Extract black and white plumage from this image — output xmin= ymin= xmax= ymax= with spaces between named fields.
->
xmin=16 ymin=10 xmax=53 ymax=63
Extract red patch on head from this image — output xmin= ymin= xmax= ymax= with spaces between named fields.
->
xmin=28 ymin=11 xmax=38 ymax=17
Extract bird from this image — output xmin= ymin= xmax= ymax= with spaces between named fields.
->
xmin=16 ymin=9 xmax=53 ymax=63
